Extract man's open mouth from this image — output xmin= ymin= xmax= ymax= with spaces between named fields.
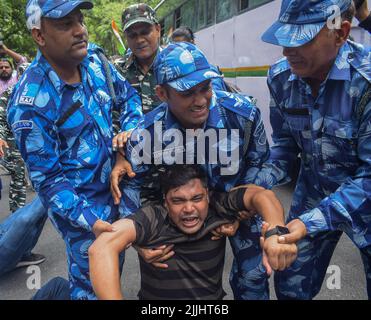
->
xmin=181 ymin=216 xmax=199 ymax=227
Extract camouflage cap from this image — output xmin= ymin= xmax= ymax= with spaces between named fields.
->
xmin=122 ymin=3 xmax=158 ymax=32
xmin=25 ymin=0 xmax=93 ymax=30
xmin=154 ymin=42 xmax=221 ymax=92
xmin=261 ymin=0 xmax=352 ymax=47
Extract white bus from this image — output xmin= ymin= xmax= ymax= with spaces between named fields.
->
xmin=159 ymin=0 xmax=371 ymax=141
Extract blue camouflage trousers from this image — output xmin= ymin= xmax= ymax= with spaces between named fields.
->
xmin=274 ymin=230 xmax=371 ymax=300
xmin=48 ymin=211 xmax=125 ymax=300
xmin=229 ymin=217 xmax=269 ymax=300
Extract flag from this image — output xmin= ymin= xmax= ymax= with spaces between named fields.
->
xmin=111 ymin=20 xmax=126 ymax=56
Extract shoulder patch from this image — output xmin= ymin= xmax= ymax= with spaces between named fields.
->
xmin=269 ymin=58 xmax=291 ymax=80
xmin=144 ymin=103 xmax=167 ymax=129
xmin=216 ymin=91 xmax=257 ymax=122
xmin=348 ymin=44 xmax=371 ymax=84
xmin=18 ymin=96 xmax=35 ymax=106
xmin=13 ymin=65 xmax=44 ymax=107
xmin=12 ymin=120 xmax=33 ymax=132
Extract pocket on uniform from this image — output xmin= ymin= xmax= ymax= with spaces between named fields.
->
xmin=321 ymin=117 xmax=358 ymax=163
xmin=283 ymin=113 xmax=311 ymax=149
xmin=284 ymin=114 xmax=310 ymax=131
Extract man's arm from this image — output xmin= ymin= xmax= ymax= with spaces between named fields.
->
xmin=111 ymin=132 xmax=176 ymax=267
xmin=0 ymin=93 xmax=10 ymax=142
xmin=220 ymin=186 xmax=303 ymax=271
xmin=113 ymin=123 xmax=154 ymax=217
xmin=7 ymin=101 xmax=105 ymax=232
xmin=89 ymin=219 xmax=137 ymax=300
xmin=298 ymin=101 xmax=371 ymax=240
xmin=110 ymin=61 xmax=143 ymax=132
xmin=239 ymin=107 xmax=270 ymax=183
xmin=0 ymin=44 xmax=27 ymax=66
xmin=254 ymin=87 xmax=300 ymax=189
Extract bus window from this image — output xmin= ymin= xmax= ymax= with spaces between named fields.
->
xmin=216 ymin=0 xmax=235 ymax=23
xmin=180 ymin=0 xmax=196 ymax=30
xmin=239 ymin=0 xmax=249 ymax=11
xmin=206 ymin=0 xmax=215 ymax=26
xmin=197 ymin=0 xmax=207 ymax=30
xmin=175 ymin=8 xmax=181 ymax=28
xmin=164 ymin=14 xmax=174 ymax=37
xmin=250 ymin=0 xmax=271 ymax=7
xmin=239 ymin=0 xmax=272 ymax=12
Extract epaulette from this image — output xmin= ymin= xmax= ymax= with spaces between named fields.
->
xmin=13 ymin=65 xmax=44 ymax=107
xmin=143 ymin=103 xmax=167 ymax=129
xmin=347 ymin=41 xmax=371 ymax=84
xmin=86 ymin=44 xmax=106 ymax=66
xmin=268 ymin=57 xmax=291 ymax=80
xmin=87 ymin=43 xmax=104 ymax=56
xmin=215 ymin=90 xmax=257 ymax=122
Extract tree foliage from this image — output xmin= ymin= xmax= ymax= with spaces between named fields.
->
xmin=0 ymin=0 xmax=36 ymax=59
xmin=0 ymin=0 xmax=182 ymax=59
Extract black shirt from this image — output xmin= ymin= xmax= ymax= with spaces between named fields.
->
xmin=127 ymin=188 xmax=246 ymax=300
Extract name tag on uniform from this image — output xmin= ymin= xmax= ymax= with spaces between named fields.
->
xmin=284 ymin=108 xmax=309 ymax=116
xmin=12 ymin=120 xmax=33 ymax=132
xmin=19 ymin=96 xmax=35 ymax=106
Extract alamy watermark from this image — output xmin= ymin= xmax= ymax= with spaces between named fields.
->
xmin=326 ymin=265 xmax=341 ymax=290
xmin=130 ymin=122 xmax=241 ymax=175
xmin=327 ymin=5 xmax=342 ymax=30
xmin=26 ymin=265 xmax=41 ymax=290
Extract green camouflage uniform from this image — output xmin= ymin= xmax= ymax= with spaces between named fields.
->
xmin=0 ymin=86 xmax=26 ymax=212
xmin=113 ymin=53 xmax=162 ymax=114
xmin=115 ymin=3 xmax=162 ymax=115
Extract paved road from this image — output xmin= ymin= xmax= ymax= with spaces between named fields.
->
xmin=0 ymin=171 xmax=367 ymax=300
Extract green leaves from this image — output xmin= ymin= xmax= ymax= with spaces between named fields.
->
xmin=0 ymin=0 xmax=179 ymax=59
xmin=84 ymin=0 xmax=159 ymax=56
xmin=0 ymin=0 xmax=35 ymax=59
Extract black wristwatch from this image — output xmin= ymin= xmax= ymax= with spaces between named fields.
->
xmin=264 ymin=226 xmax=289 ymax=239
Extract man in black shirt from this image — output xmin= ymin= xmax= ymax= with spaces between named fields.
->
xmin=89 ymin=165 xmax=306 ymax=300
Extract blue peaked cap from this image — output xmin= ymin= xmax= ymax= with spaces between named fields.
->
xmin=261 ymin=0 xmax=352 ymax=47
xmin=154 ymin=42 xmax=221 ymax=92
xmin=26 ymin=0 xmax=93 ymax=30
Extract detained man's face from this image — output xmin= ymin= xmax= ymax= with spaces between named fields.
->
xmin=164 ymin=178 xmax=209 ymax=235
xmin=0 ymin=61 xmax=13 ymax=81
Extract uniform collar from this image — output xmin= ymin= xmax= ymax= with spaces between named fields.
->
xmin=204 ymin=92 xmax=224 ymax=128
xmin=125 ymin=47 xmax=162 ymax=74
xmin=36 ymin=50 xmax=90 ymax=94
xmin=327 ymin=41 xmax=352 ymax=81
xmin=164 ymin=106 xmax=183 ymax=131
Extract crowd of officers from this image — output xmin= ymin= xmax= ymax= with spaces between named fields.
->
xmin=0 ymin=0 xmax=370 ymax=300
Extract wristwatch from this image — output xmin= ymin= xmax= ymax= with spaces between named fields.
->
xmin=264 ymin=226 xmax=289 ymax=239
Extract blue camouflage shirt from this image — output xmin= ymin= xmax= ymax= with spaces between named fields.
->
xmin=255 ymin=41 xmax=371 ymax=248
xmin=7 ymin=44 xmax=143 ymax=231
xmin=119 ymin=89 xmax=269 ymax=216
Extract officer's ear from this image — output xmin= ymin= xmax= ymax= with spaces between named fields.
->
xmin=154 ymin=23 xmax=161 ymax=36
xmin=156 ymin=85 xmax=169 ymax=102
xmin=334 ymin=21 xmax=351 ymax=47
xmin=31 ymin=27 xmax=46 ymax=47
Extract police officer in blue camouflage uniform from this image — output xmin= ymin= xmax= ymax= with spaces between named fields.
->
xmin=111 ymin=42 xmax=304 ymax=300
xmin=255 ymin=0 xmax=371 ymax=299
xmin=7 ymin=0 xmax=142 ymax=299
